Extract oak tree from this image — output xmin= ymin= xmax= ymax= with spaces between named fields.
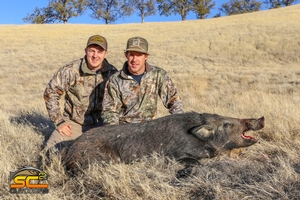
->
xmin=88 ymin=0 xmax=134 ymax=24
xmin=219 ymin=0 xmax=262 ymax=16
xmin=157 ymin=0 xmax=193 ymax=21
xmin=192 ymin=0 xmax=216 ymax=19
xmin=23 ymin=0 xmax=88 ymax=24
xmin=263 ymin=0 xmax=296 ymax=8
xmin=133 ymin=0 xmax=156 ymax=23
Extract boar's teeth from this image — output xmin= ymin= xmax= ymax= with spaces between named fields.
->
xmin=242 ymin=132 xmax=256 ymax=140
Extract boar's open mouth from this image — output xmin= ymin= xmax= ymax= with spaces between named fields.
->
xmin=241 ymin=131 xmax=257 ymax=141
xmin=241 ymin=116 xmax=264 ymax=142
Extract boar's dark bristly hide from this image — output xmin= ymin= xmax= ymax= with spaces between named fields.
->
xmin=60 ymin=112 xmax=265 ymax=176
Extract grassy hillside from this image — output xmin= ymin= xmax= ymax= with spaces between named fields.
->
xmin=0 ymin=4 xmax=299 ymax=199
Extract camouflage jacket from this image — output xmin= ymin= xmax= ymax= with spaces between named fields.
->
xmin=44 ymin=57 xmax=118 ymax=127
xmin=102 ymin=62 xmax=184 ymax=125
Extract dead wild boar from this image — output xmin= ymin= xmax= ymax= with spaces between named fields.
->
xmin=61 ymin=112 xmax=265 ymax=176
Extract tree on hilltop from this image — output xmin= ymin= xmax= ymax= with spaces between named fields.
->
xmin=133 ymin=0 xmax=156 ymax=23
xmin=263 ymin=0 xmax=281 ymax=8
xmin=23 ymin=7 xmax=49 ymax=24
xmin=219 ymin=0 xmax=262 ymax=16
xmin=156 ymin=0 xmax=194 ymax=21
xmin=281 ymin=0 xmax=296 ymax=6
xmin=263 ymin=0 xmax=296 ymax=8
xmin=87 ymin=0 xmax=134 ymax=24
xmin=192 ymin=0 xmax=216 ymax=19
xmin=23 ymin=0 xmax=88 ymax=24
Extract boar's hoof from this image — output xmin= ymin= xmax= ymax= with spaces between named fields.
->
xmin=176 ymin=165 xmax=193 ymax=179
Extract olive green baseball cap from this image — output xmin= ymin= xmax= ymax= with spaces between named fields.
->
xmin=125 ymin=36 xmax=148 ymax=54
xmin=86 ymin=35 xmax=108 ymax=50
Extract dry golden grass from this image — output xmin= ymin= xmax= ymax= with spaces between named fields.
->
xmin=1 ymin=4 xmax=300 ymax=199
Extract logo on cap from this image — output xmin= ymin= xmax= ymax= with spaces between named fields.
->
xmin=132 ymin=39 xmax=140 ymax=46
xmin=90 ymin=35 xmax=105 ymax=44
xmin=87 ymin=35 xmax=107 ymax=50
xmin=125 ymin=36 xmax=148 ymax=54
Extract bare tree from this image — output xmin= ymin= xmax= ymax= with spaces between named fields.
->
xmin=157 ymin=0 xmax=193 ymax=21
xmin=23 ymin=0 xmax=88 ymax=24
xmin=88 ymin=0 xmax=134 ymax=24
xmin=192 ymin=0 xmax=216 ymax=19
xmin=133 ymin=0 xmax=156 ymax=23
xmin=219 ymin=0 xmax=262 ymax=16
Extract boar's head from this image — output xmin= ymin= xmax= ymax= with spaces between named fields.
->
xmin=190 ymin=113 xmax=265 ymax=152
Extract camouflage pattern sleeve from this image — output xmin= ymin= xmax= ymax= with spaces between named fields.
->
xmin=44 ymin=66 xmax=74 ymax=127
xmin=159 ymin=73 xmax=184 ymax=114
xmin=102 ymin=76 xmax=123 ymax=125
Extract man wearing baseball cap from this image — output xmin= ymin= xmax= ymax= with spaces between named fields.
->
xmin=43 ymin=35 xmax=117 ymax=152
xmin=102 ymin=36 xmax=184 ymax=125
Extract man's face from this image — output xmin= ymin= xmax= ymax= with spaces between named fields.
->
xmin=85 ymin=45 xmax=108 ymax=71
xmin=125 ymin=51 xmax=148 ymax=75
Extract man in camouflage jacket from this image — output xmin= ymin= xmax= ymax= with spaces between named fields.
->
xmin=102 ymin=36 xmax=183 ymax=125
xmin=44 ymin=35 xmax=117 ymax=151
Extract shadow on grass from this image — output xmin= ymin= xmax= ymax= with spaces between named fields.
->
xmin=9 ymin=111 xmax=54 ymax=145
xmin=9 ymin=111 xmax=56 ymax=169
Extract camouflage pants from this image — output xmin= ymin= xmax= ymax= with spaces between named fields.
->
xmin=43 ymin=118 xmax=102 ymax=152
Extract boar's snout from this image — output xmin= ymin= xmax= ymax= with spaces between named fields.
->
xmin=245 ymin=116 xmax=264 ymax=131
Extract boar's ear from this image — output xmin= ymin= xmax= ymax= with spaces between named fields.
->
xmin=190 ymin=125 xmax=215 ymax=140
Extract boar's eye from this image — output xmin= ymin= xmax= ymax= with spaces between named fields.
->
xmin=223 ymin=121 xmax=231 ymax=128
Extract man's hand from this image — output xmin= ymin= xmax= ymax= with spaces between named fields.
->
xmin=57 ymin=123 xmax=72 ymax=137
